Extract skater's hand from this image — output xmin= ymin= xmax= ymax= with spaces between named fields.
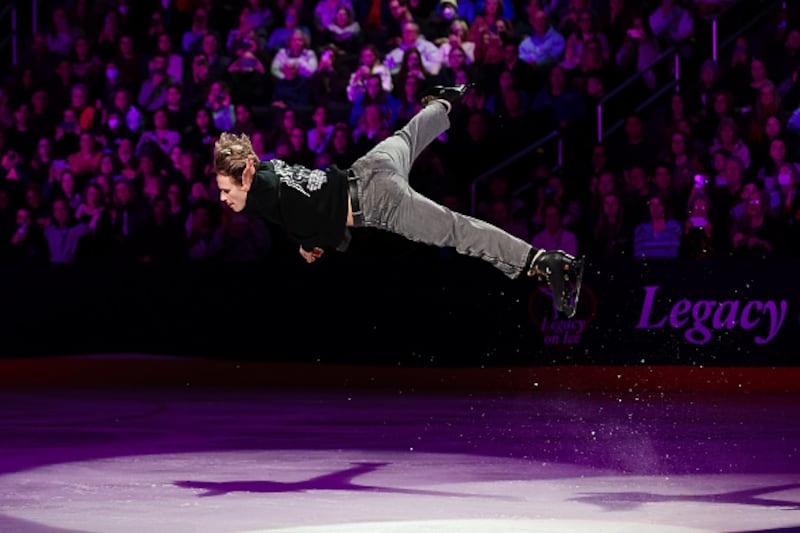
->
xmin=299 ymin=246 xmax=324 ymax=263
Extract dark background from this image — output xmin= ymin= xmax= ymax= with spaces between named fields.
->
xmin=3 ymin=247 xmax=797 ymax=367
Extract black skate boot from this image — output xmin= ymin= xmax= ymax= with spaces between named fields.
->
xmin=527 ymin=250 xmax=584 ymax=318
xmin=419 ymin=83 xmax=475 ymax=107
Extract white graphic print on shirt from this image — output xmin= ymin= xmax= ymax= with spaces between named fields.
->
xmin=271 ymin=159 xmax=327 ymax=197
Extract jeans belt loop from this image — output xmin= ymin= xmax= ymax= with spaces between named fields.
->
xmin=347 ymin=168 xmax=364 ymax=226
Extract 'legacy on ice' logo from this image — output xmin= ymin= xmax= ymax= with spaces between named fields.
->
xmin=636 ymin=285 xmax=788 ymax=345
xmin=528 ymin=283 xmax=597 ymax=348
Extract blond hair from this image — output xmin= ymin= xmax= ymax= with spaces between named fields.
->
xmin=213 ymin=132 xmax=259 ymax=183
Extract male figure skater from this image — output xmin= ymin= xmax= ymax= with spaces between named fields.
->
xmin=214 ymin=85 xmax=584 ymax=316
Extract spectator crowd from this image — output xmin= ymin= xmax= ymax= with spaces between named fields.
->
xmin=1 ymin=0 xmax=800 ymax=265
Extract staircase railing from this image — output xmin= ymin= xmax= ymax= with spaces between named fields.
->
xmin=469 ymin=129 xmax=561 ymax=217
xmin=707 ymin=0 xmax=784 ymax=61
xmin=467 ymin=0 xmax=785 ymax=218
xmin=0 ymin=4 xmax=18 ymax=67
xmin=596 ymin=46 xmax=679 ymax=143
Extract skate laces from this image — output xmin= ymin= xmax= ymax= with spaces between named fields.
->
xmin=526 ymin=249 xmax=547 ymax=278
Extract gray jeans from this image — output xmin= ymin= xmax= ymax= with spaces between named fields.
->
xmin=349 ymin=103 xmax=533 ymax=279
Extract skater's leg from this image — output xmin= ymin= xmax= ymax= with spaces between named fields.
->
xmin=364 ymin=176 xmax=531 ymax=278
xmin=357 ymin=102 xmax=450 ymax=180
xmin=354 ymin=175 xmax=584 ymax=314
xmin=346 ymin=93 xmax=584 ymax=314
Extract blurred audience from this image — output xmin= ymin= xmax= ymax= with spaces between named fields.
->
xmin=0 ymin=0 xmax=797 ymax=267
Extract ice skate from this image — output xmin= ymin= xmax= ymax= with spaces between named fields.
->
xmin=419 ymin=83 xmax=474 ymax=108
xmin=528 ymin=250 xmax=584 ymax=318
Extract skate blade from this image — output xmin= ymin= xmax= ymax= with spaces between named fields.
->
xmin=560 ymin=256 xmax=584 ymax=319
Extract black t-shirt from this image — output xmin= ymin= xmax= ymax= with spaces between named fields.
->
xmin=242 ymin=160 xmax=350 ymax=252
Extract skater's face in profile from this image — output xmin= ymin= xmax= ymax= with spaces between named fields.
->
xmin=217 ymin=173 xmax=249 ymax=212
xmin=216 ymin=153 xmax=255 ymax=213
